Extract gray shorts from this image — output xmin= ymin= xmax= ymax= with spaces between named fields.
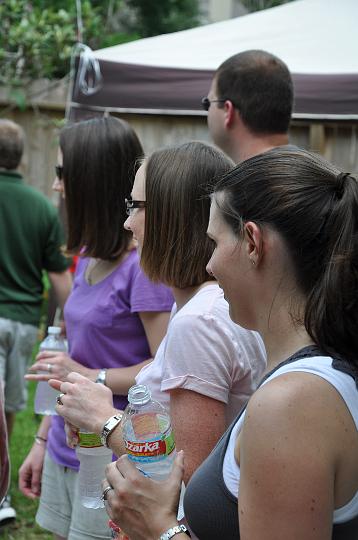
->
xmin=0 ymin=317 xmax=38 ymax=412
xmin=36 ymin=452 xmax=112 ymax=540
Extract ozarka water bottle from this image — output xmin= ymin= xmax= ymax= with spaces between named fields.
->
xmin=76 ymin=431 xmax=112 ymax=509
xmin=34 ymin=326 xmax=67 ymax=415
xmin=122 ymin=384 xmax=176 ymax=481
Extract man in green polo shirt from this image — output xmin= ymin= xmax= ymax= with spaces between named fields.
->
xmin=0 ymin=119 xmax=72 ymax=523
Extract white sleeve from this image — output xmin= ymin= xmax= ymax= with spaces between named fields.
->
xmin=160 ymin=313 xmax=238 ymax=403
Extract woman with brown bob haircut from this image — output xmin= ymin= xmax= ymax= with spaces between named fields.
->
xmin=60 ymin=114 xmax=142 ymax=260
xmin=51 ymin=141 xmax=266 ymax=501
xmin=140 ymin=142 xmax=224 ymax=288
xmin=19 ymin=116 xmax=173 ymax=540
xmin=103 ymin=148 xmax=358 ymax=540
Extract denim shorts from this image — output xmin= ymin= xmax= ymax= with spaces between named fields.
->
xmin=0 ymin=317 xmax=38 ymax=412
xmin=36 ymin=452 xmax=112 ymax=540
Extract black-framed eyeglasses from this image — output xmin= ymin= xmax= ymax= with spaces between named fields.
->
xmin=201 ymin=96 xmax=226 ymax=111
xmin=125 ymin=197 xmax=147 ymax=216
xmin=55 ymin=165 xmax=63 ymax=180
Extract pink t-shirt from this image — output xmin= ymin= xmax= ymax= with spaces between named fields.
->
xmin=136 ymin=284 xmax=266 ymax=425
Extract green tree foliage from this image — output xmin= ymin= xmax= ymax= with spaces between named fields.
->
xmin=241 ymin=0 xmax=294 ymax=12
xmin=126 ymin=0 xmax=199 ymax=37
xmin=0 ymin=0 xmax=134 ymax=84
xmin=0 ymin=0 xmax=200 ymax=86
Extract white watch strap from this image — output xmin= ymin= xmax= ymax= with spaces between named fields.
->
xmin=159 ymin=524 xmax=188 ymax=540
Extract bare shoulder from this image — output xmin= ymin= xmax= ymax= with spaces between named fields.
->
xmin=238 ymin=371 xmax=358 ymax=538
xmin=237 ymin=374 xmax=336 ymax=538
xmin=242 ymin=370 xmax=355 ymax=460
xmin=247 ymin=369 xmax=352 ymax=421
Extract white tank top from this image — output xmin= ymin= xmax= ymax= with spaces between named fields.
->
xmin=223 ymin=355 xmax=358 ymax=524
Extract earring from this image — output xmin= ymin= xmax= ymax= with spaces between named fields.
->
xmin=251 ymin=259 xmax=256 ymax=266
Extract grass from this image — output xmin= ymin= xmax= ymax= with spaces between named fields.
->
xmin=1 ymin=287 xmax=52 ymax=539
xmin=1 ymin=381 xmax=52 ymax=539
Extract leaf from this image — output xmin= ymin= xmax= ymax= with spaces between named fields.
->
xmin=9 ymin=87 xmax=27 ymax=111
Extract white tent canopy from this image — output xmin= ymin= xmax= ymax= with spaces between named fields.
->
xmin=71 ymin=0 xmax=358 ymax=120
xmin=95 ymin=0 xmax=356 ymax=74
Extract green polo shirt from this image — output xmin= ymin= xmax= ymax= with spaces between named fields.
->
xmin=0 ymin=170 xmax=70 ymax=326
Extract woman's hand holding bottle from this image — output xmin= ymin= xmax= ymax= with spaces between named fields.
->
xmin=103 ymin=452 xmax=185 ymax=540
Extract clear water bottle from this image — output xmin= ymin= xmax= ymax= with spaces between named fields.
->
xmin=122 ymin=385 xmax=184 ymax=520
xmin=76 ymin=431 xmax=113 ymax=509
xmin=122 ymin=384 xmax=176 ymax=481
xmin=34 ymin=326 xmax=67 ymax=415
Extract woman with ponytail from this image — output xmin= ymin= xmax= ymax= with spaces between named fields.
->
xmin=103 ymin=148 xmax=358 ymax=540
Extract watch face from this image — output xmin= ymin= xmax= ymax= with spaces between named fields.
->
xmin=96 ymin=370 xmax=107 ymax=384
xmin=106 ymin=417 xmax=120 ymax=429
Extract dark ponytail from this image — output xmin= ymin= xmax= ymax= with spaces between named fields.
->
xmin=305 ymin=172 xmax=358 ymax=365
xmin=214 ymin=148 xmax=358 ymax=367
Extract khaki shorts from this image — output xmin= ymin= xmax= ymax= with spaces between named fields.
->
xmin=36 ymin=452 xmax=112 ymax=540
xmin=0 ymin=317 xmax=38 ymax=412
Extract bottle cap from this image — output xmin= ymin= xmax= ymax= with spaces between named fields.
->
xmin=48 ymin=326 xmax=61 ymax=335
xmin=128 ymin=384 xmax=151 ymax=405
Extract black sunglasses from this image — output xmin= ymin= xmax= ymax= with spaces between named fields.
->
xmin=201 ymin=96 xmax=226 ymax=111
xmin=125 ymin=197 xmax=147 ymax=216
xmin=55 ymin=165 xmax=63 ymax=180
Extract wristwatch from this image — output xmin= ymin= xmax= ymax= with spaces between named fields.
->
xmin=100 ymin=414 xmax=123 ymax=447
xmin=96 ymin=368 xmax=107 ymax=385
xmin=159 ymin=524 xmax=188 ymax=540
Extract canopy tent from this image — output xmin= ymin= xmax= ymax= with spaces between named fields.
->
xmin=70 ymin=0 xmax=358 ymax=121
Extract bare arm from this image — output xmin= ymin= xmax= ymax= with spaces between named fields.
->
xmin=42 ymin=311 xmax=170 ymax=454
xmin=36 ymin=415 xmax=52 ymax=439
xmin=139 ymin=311 xmax=170 ymax=356
xmin=169 ymin=388 xmax=226 ymax=484
xmin=238 ymin=374 xmax=337 ymax=540
xmin=28 ymin=311 xmax=170 ymax=393
xmin=48 ymin=270 xmax=72 ymax=310
xmin=19 ymin=416 xmax=51 ymax=499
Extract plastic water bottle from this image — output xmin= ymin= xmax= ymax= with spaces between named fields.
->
xmin=34 ymin=326 xmax=67 ymax=415
xmin=122 ymin=384 xmax=176 ymax=481
xmin=122 ymin=385 xmax=184 ymax=520
xmin=76 ymin=431 xmax=113 ymax=509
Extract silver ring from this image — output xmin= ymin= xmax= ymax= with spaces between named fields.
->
xmin=56 ymin=393 xmax=65 ymax=406
xmin=101 ymin=485 xmax=114 ymax=501
xmin=47 ymin=363 xmax=52 ymax=373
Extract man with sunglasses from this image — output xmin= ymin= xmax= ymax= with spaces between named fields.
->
xmin=0 ymin=119 xmax=72 ymax=525
xmin=201 ymin=49 xmax=294 ymax=163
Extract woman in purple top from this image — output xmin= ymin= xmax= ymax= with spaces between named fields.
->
xmin=19 ymin=117 xmax=173 ymax=540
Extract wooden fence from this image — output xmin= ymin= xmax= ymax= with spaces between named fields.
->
xmin=1 ymin=81 xmax=357 ymax=201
